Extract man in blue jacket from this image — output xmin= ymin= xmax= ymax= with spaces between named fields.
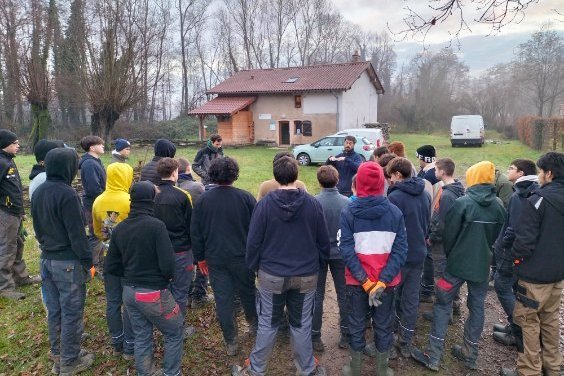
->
xmin=386 ymin=157 xmax=431 ymax=358
xmin=233 ymin=156 xmax=330 ymax=376
xmin=326 ymin=136 xmax=362 ymax=197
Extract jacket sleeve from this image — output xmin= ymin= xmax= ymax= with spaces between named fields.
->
xmin=316 ymin=204 xmax=331 ymax=262
xmin=501 ymin=196 xmax=516 ymax=249
xmin=246 ymin=202 xmax=266 ymax=272
xmin=429 ymin=192 xmax=456 ymax=244
xmin=338 ymin=208 xmax=368 ymax=283
xmin=192 ymin=149 xmax=208 ymax=180
xmin=105 ymin=232 xmax=124 ymax=277
xmin=155 ymin=224 xmax=175 ymax=280
xmin=442 ymin=200 xmax=464 ymax=256
xmin=512 ymin=196 xmax=542 ymax=261
xmin=190 ymin=199 xmax=205 ymax=261
xmin=92 ymin=199 xmax=103 ymax=240
xmin=81 ymin=161 xmax=105 ymax=198
xmin=379 ymin=214 xmax=408 ymax=284
xmin=0 ymin=159 xmax=8 ymax=184
xmin=496 ymin=175 xmax=513 ymax=208
xmin=184 ymin=194 xmax=193 ymax=242
xmin=62 ymin=193 xmax=92 ymax=268
xmin=345 ymin=153 xmax=362 ymax=172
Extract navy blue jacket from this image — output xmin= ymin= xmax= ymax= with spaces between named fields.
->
xmin=494 ymin=178 xmax=539 ymax=261
xmin=418 ymin=166 xmax=439 ymax=186
xmin=246 ymin=189 xmax=330 ymax=277
xmin=326 ymin=150 xmax=362 ymax=196
xmin=79 ymin=153 xmax=106 ymax=209
xmin=387 ymin=177 xmax=431 ymax=264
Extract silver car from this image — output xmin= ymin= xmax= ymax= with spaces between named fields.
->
xmin=293 ymin=135 xmax=374 ymax=166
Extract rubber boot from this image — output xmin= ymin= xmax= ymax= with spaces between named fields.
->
xmin=375 ymin=350 xmax=394 ymax=376
xmin=342 ymin=350 xmax=362 ymax=376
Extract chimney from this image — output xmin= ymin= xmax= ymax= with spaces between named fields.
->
xmin=352 ymin=50 xmax=361 ymax=63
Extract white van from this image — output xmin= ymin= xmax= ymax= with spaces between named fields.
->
xmin=450 ymin=115 xmax=485 ymax=147
xmin=334 ymin=128 xmax=384 ymax=147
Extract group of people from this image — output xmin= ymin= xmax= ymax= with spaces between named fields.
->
xmin=0 ymin=127 xmax=562 ymax=376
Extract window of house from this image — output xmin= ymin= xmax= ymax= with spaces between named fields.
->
xmin=303 ymin=120 xmax=312 ymax=136
xmin=294 ymin=95 xmax=302 ymax=108
xmin=294 ymin=120 xmax=303 ymax=135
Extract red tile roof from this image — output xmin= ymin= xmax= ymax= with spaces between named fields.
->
xmin=188 ymin=96 xmax=256 ymax=115
xmin=207 ymin=62 xmax=384 ymax=95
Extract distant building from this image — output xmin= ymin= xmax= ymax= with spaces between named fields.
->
xmin=189 ymin=57 xmax=384 ymax=146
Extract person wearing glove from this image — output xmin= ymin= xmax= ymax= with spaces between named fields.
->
xmin=338 ymin=161 xmax=408 ymax=376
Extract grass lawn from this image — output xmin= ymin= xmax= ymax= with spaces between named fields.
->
xmin=0 ymin=132 xmax=545 ymax=375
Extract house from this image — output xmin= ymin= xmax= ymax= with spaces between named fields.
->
xmin=189 ymin=57 xmax=384 ymax=146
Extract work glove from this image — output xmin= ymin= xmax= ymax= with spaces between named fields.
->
xmin=198 ymin=260 xmax=209 ymax=275
xmin=362 ymin=278 xmax=387 ymax=307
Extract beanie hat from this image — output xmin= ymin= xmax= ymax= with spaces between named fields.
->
xmin=154 ymin=139 xmax=176 ymax=158
xmin=416 ymin=145 xmax=436 ymax=163
xmin=356 ymin=162 xmax=385 ymax=197
xmin=130 ymin=181 xmax=156 ymax=202
xmin=114 ymin=138 xmax=131 ymax=152
xmin=34 ymin=140 xmax=60 ymax=162
xmin=466 ymin=161 xmax=495 ymax=187
xmin=0 ymin=129 xmax=18 ymax=149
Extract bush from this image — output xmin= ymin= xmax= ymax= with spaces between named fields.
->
xmin=517 ymin=116 xmax=564 ymax=151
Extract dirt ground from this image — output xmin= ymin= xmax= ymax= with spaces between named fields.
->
xmin=239 ymin=273 xmax=564 ymax=375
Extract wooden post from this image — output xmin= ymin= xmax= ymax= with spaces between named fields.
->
xmin=198 ymin=115 xmax=206 ymax=141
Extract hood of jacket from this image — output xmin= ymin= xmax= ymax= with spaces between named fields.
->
xmin=45 ymin=148 xmax=78 ymax=185
xmin=269 ymin=189 xmax=306 ymax=222
xmin=388 ymin=176 xmax=425 ymax=196
xmin=466 ymin=161 xmax=495 ymax=187
xmin=154 ymin=139 xmax=176 ymax=158
xmin=129 ymin=181 xmax=156 ymax=216
xmin=106 ymin=163 xmax=133 ymax=192
xmin=466 ymin=184 xmax=498 ymax=207
xmin=442 ymin=180 xmax=465 ymax=197
xmin=29 ymin=164 xmax=45 ymax=180
xmin=514 ymin=179 xmax=539 ymax=198
xmin=78 ymin=152 xmax=102 ymax=169
xmin=350 ymin=195 xmax=390 ymax=220
xmin=536 ymin=178 xmax=564 ymax=216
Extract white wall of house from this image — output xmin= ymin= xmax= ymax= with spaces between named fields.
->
xmin=339 ymin=71 xmax=379 ymax=130
xmin=302 ymin=93 xmax=336 ymax=114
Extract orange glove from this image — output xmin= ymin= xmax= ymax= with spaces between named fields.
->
xmin=90 ymin=266 xmax=96 ymax=279
xmin=198 ymin=260 xmax=209 ymax=275
xmin=362 ymin=279 xmax=387 ymax=307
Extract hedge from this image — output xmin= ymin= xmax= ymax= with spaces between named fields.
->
xmin=517 ymin=116 xmax=564 ymax=151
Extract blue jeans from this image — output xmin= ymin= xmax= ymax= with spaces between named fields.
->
xmin=123 ymin=286 xmax=184 ymax=376
xmin=208 ymin=261 xmax=257 ymax=344
xmin=395 ymin=262 xmax=423 ymax=345
xmin=494 ymin=256 xmax=517 ymax=324
xmin=104 ymin=274 xmax=134 ymax=354
xmin=249 ymin=270 xmax=317 ymax=376
xmin=347 ymin=284 xmax=395 ymax=353
xmin=40 ymin=259 xmax=88 ymax=366
xmin=312 ymin=258 xmax=348 ymax=341
xmin=170 ymin=251 xmax=194 ymax=314
xmin=426 ymin=272 xmax=488 ymax=364
xmin=420 ymin=248 xmax=434 ymax=297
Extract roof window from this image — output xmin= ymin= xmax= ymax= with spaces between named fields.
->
xmin=284 ymin=77 xmax=299 ymax=83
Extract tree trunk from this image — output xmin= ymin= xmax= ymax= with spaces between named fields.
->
xmin=29 ymin=102 xmax=51 ymax=148
xmin=91 ymin=112 xmax=101 ymax=136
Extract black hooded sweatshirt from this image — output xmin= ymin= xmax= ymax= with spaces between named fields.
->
xmin=428 ymin=180 xmax=466 ymax=244
xmin=105 ymin=181 xmax=175 ymax=290
xmin=31 ymin=148 xmax=92 ymax=269
xmin=0 ymin=149 xmax=23 ymax=216
xmin=512 ymin=178 xmax=564 ymax=284
xmin=246 ymin=189 xmax=330 ymax=277
xmin=140 ymin=139 xmax=176 ymax=185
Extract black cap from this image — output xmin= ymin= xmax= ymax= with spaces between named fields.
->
xmin=34 ymin=140 xmax=60 ymax=162
xmin=0 ymin=129 xmax=18 ymax=149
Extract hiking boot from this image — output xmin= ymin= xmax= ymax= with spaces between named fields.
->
xmin=500 ymin=368 xmax=518 ymax=376
xmin=59 ymin=350 xmax=95 ymax=375
xmin=226 ymin=341 xmax=239 ymax=356
xmin=312 ymin=338 xmax=325 ymax=352
xmin=231 ymin=359 xmax=260 ymax=376
xmin=122 ymin=352 xmax=134 ymax=361
xmin=388 ymin=346 xmax=398 ymax=360
xmin=342 ymin=350 xmax=362 ymax=376
xmin=338 ymin=334 xmax=350 ymax=349
xmin=191 ymin=295 xmax=212 ymax=309
xmin=422 ymin=311 xmax=453 ymax=324
xmin=307 ymin=366 xmax=327 ymax=376
xmin=493 ymin=331 xmax=518 ymax=347
xmin=411 ymin=347 xmax=439 ymax=372
xmin=375 ymin=350 xmax=394 ymax=376
xmin=184 ymin=325 xmax=197 ymax=338
xmin=397 ymin=342 xmax=412 ymax=358
xmin=419 ymin=294 xmax=434 ymax=303
xmin=493 ymin=323 xmax=512 ymax=333
xmin=16 ymin=275 xmax=42 ymax=286
xmin=0 ymin=290 xmax=26 ymax=299
xmin=451 ymin=344 xmax=478 ymax=370
xmin=363 ymin=342 xmax=376 ymax=357
xmin=49 ymin=353 xmax=60 ymax=375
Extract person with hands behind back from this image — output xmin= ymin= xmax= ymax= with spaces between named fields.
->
xmin=338 ymin=161 xmax=408 ymax=376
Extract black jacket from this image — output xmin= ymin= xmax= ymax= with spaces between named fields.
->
xmin=178 ymin=173 xmax=204 ymax=204
xmin=154 ymin=180 xmax=193 ymax=253
xmin=29 ymin=164 xmax=45 ymax=180
xmin=325 ymin=150 xmax=362 ymax=196
xmin=105 ymin=190 xmax=175 ymax=290
xmin=429 ymin=180 xmax=465 ymax=244
xmin=494 ymin=178 xmax=539 ymax=261
xmin=246 ymin=189 xmax=330 ymax=277
xmin=387 ymin=177 xmax=431 ymax=264
xmin=31 ymin=148 xmax=92 ymax=268
xmin=192 ymin=144 xmax=223 ymax=185
xmin=79 ymin=153 xmax=106 ymax=209
xmin=512 ymin=178 xmax=564 ymax=284
xmin=140 ymin=139 xmax=176 ymax=185
xmin=0 ymin=150 xmax=23 ymax=216
xmin=191 ymin=185 xmax=255 ymax=265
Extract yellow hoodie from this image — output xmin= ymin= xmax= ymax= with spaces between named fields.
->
xmin=466 ymin=161 xmax=496 ymax=188
xmin=92 ymin=162 xmax=134 ymax=241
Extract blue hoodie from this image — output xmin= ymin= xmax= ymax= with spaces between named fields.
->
xmin=387 ymin=177 xmax=431 ymax=264
xmin=78 ymin=153 xmax=106 ymax=209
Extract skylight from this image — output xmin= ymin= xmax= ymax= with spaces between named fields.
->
xmin=284 ymin=77 xmax=299 ymax=83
